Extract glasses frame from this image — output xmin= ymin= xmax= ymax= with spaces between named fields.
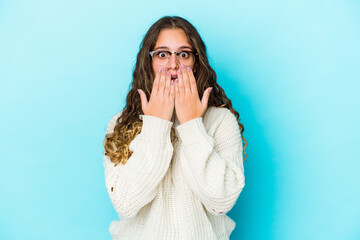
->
xmin=149 ymin=50 xmax=198 ymax=66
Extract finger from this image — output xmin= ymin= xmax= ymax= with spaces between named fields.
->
xmin=137 ymin=89 xmax=148 ymax=110
xmin=158 ymin=66 xmax=166 ymax=94
xmin=151 ymin=68 xmax=162 ymax=95
xmin=177 ymin=68 xmax=184 ymax=98
xmin=187 ymin=66 xmax=197 ymax=94
xmin=170 ymin=79 xmax=175 ymax=101
xmin=181 ymin=64 xmax=190 ymax=95
xmin=164 ymin=70 xmax=171 ymax=97
xmin=202 ymin=88 xmax=213 ymax=108
xmin=175 ymin=77 xmax=180 ymax=101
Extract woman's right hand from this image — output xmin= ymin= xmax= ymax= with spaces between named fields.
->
xmin=137 ymin=67 xmax=175 ymax=121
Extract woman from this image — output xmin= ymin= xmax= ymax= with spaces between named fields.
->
xmin=103 ymin=15 xmax=247 ymax=240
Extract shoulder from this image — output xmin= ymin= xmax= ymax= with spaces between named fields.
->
xmin=204 ymin=106 xmax=234 ymax=121
xmin=203 ymin=106 xmax=240 ymax=135
xmin=105 ymin=110 xmax=124 ymax=134
xmin=110 ymin=110 xmax=124 ymax=122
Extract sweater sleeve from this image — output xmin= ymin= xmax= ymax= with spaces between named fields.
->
xmin=103 ymin=112 xmax=174 ymax=219
xmin=175 ymin=109 xmax=245 ymax=216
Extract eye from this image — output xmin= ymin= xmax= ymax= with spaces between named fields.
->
xmin=156 ymin=51 xmax=168 ymax=58
xmin=179 ymin=51 xmax=190 ymax=58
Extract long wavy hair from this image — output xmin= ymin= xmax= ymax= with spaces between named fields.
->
xmin=104 ymin=16 xmax=247 ymax=167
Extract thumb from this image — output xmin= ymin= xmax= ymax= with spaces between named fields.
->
xmin=137 ymin=89 xmax=148 ymax=110
xmin=201 ymin=87 xmax=212 ymax=108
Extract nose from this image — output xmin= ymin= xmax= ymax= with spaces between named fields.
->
xmin=168 ymin=53 xmax=180 ymax=70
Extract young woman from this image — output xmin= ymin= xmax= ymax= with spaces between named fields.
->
xmin=103 ymin=16 xmax=247 ymax=240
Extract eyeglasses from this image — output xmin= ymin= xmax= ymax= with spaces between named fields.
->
xmin=149 ymin=50 xmax=198 ymax=66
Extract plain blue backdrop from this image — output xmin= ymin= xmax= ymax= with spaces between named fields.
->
xmin=0 ymin=0 xmax=359 ymax=239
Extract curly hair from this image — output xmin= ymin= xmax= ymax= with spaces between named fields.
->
xmin=104 ymin=16 xmax=248 ymax=167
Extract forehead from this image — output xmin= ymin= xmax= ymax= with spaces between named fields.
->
xmin=154 ymin=28 xmax=192 ymax=49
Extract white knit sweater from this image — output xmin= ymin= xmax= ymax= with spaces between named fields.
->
xmin=103 ymin=106 xmax=245 ymax=240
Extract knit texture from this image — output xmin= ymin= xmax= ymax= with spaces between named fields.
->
xmin=103 ymin=106 xmax=245 ymax=240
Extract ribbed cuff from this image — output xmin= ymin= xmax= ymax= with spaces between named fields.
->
xmin=175 ymin=117 xmax=214 ymax=146
xmin=139 ymin=114 xmax=174 ymax=139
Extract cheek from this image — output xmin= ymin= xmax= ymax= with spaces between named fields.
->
xmin=152 ymin=62 xmax=159 ymax=75
xmin=191 ymin=64 xmax=196 ymax=74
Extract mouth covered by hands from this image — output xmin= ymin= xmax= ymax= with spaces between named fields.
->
xmin=137 ymin=64 xmax=212 ymax=124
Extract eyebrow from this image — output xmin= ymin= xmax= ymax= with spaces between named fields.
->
xmin=154 ymin=46 xmax=193 ymax=51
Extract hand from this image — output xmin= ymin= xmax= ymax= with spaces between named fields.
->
xmin=174 ymin=64 xmax=213 ymax=125
xmin=138 ymin=67 xmax=175 ymax=121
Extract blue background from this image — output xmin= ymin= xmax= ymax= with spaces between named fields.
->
xmin=1 ymin=0 xmax=359 ymax=239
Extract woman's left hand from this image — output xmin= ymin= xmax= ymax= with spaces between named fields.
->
xmin=174 ymin=64 xmax=213 ymax=125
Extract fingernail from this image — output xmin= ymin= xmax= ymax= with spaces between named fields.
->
xmin=171 ymin=80 xmax=174 ymax=85
xmin=137 ymin=89 xmax=141 ymax=94
xmin=209 ymin=87 xmax=213 ymax=92
xmin=167 ymin=71 xmax=170 ymax=77
xmin=181 ymin=64 xmax=185 ymax=69
xmin=158 ymin=68 xmax=161 ymax=73
xmin=178 ymin=69 xmax=181 ymax=75
xmin=187 ymin=67 xmax=191 ymax=72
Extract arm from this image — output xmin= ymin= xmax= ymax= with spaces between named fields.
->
xmin=175 ymin=109 xmax=245 ymax=216
xmin=103 ymin=112 xmax=174 ymax=218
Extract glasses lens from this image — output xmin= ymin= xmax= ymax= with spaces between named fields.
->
xmin=153 ymin=51 xmax=169 ymax=65
xmin=178 ymin=51 xmax=195 ymax=66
